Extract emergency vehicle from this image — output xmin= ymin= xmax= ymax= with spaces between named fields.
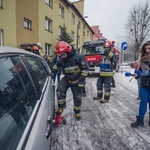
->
xmin=81 ymin=39 xmax=121 ymax=75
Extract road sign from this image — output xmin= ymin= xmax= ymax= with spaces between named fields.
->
xmin=121 ymin=42 xmax=128 ymax=51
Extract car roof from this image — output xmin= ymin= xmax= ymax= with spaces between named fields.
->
xmin=0 ymin=46 xmax=42 ymax=58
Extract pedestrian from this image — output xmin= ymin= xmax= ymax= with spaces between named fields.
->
xmin=130 ymin=61 xmax=141 ymax=100
xmin=111 ymin=53 xmax=119 ymax=88
xmin=93 ymin=41 xmax=116 ymax=103
xmin=52 ymin=54 xmax=61 ymax=83
xmin=52 ymin=41 xmax=89 ymax=120
xmin=43 ymin=54 xmax=53 ymax=71
xmin=131 ymin=40 xmax=150 ymax=128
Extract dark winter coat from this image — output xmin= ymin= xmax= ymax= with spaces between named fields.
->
xmin=52 ymin=49 xmax=89 ymax=82
xmin=140 ymin=61 xmax=150 ymax=88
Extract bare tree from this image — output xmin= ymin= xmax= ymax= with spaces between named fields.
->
xmin=125 ymin=1 xmax=150 ymax=60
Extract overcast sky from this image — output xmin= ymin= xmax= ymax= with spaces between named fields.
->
xmin=69 ymin=0 xmax=148 ymax=46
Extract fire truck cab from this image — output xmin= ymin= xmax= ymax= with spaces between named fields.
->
xmin=81 ymin=39 xmax=121 ymax=75
xmin=81 ymin=39 xmax=105 ymax=75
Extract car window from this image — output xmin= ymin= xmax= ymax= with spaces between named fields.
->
xmin=0 ymin=56 xmax=37 ymax=150
xmin=26 ymin=57 xmax=48 ymax=90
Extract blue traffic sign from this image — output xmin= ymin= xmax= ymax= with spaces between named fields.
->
xmin=121 ymin=42 xmax=128 ymax=51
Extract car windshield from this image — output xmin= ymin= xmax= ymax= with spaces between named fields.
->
xmin=82 ymin=44 xmax=104 ymax=55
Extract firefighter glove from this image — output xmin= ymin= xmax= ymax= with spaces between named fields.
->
xmin=78 ymin=76 xmax=86 ymax=88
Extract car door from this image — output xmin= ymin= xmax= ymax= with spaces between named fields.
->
xmin=0 ymin=53 xmax=55 ymax=150
xmin=17 ymin=56 xmax=55 ymax=150
xmin=0 ymin=54 xmax=38 ymax=150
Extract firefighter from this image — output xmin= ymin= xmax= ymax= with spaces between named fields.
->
xmin=93 ymin=41 xmax=116 ymax=103
xmin=52 ymin=41 xmax=89 ymax=120
xmin=31 ymin=45 xmax=40 ymax=55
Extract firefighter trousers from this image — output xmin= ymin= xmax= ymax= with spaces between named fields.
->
xmin=96 ymin=76 xmax=112 ymax=100
xmin=56 ymin=76 xmax=82 ymax=114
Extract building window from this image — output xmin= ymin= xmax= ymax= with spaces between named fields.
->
xmin=78 ymin=36 xmax=80 ymax=44
xmin=0 ymin=0 xmax=2 ymax=8
xmin=87 ymin=30 xmax=89 ymax=37
xmin=59 ymin=4 xmax=64 ymax=17
xmin=59 ymin=26 xmax=64 ymax=36
xmin=71 ymin=30 xmax=74 ymax=40
xmin=45 ymin=17 xmax=52 ymax=32
xmin=45 ymin=43 xmax=51 ymax=55
xmin=0 ymin=29 xmax=3 ymax=46
xmin=83 ymin=25 xmax=85 ymax=29
xmin=45 ymin=0 xmax=52 ymax=7
xmin=71 ymin=13 xmax=75 ymax=23
xmin=83 ymin=31 xmax=85 ymax=36
xmin=78 ymin=21 xmax=81 ymax=29
xmin=24 ymin=18 xmax=32 ymax=30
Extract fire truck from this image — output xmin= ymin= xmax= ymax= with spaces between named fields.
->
xmin=81 ymin=39 xmax=121 ymax=75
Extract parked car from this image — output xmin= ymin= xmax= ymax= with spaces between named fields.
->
xmin=0 ymin=46 xmax=55 ymax=150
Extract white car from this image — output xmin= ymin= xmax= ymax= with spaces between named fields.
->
xmin=0 ymin=46 xmax=55 ymax=150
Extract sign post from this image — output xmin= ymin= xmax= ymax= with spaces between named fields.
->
xmin=121 ymin=42 xmax=128 ymax=73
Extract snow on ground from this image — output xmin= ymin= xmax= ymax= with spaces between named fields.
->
xmin=51 ymin=66 xmax=150 ymax=150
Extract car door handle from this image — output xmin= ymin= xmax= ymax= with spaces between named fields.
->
xmin=46 ymin=115 xmax=53 ymax=139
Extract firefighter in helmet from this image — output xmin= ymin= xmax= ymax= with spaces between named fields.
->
xmin=93 ymin=41 xmax=116 ymax=103
xmin=52 ymin=41 xmax=89 ymax=120
xmin=31 ymin=45 xmax=40 ymax=55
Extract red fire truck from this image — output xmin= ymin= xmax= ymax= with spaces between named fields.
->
xmin=81 ymin=39 xmax=121 ymax=75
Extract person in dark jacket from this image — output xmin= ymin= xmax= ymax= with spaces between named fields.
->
xmin=93 ymin=41 xmax=116 ymax=103
xmin=52 ymin=54 xmax=61 ymax=83
xmin=52 ymin=41 xmax=89 ymax=120
xmin=43 ymin=55 xmax=52 ymax=69
xmin=131 ymin=40 xmax=150 ymax=128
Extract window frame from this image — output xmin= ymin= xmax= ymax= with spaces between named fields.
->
xmin=59 ymin=4 xmax=64 ymax=17
xmin=45 ymin=0 xmax=52 ymax=7
xmin=45 ymin=17 xmax=52 ymax=32
xmin=24 ymin=18 xmax=32 ymax=30
xmin=45 ymin=43 xmax=52 ymax=56
xmin=71 ymin=30 xmax=74 ymax=40
xmin=59 ymin=26 xmax=64 ymax=36
xmin=71 ymin=13 xmax=75 ymax=24
xmin=0 ymin=29 xmax=3 ymax=46
xmin=0 ymin=0 xmax=3 ymax=8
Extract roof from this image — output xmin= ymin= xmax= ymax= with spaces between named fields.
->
xmin=83 ymin=39 xmax=106 ymax=47
xmin=0 ymin=46 xmax=42 ymax=58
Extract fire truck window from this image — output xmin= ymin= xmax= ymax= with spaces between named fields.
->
xmin=0 ymin=56 xmax=37 ymax=150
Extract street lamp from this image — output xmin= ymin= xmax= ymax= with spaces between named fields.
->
xmin=76 ymin=16 xmax=88 ymax=51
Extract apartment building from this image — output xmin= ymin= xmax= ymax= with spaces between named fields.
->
xmin=0 ymin=0 xmax=93 ymax=57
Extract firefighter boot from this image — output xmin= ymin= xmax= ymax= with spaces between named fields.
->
xmin=100 ymin=99 xmax=109 ymax=103
xmin=75 ymin=113 xmax=81 ymax=121
xmin=131 ymin=116 xmax=144 ymax=128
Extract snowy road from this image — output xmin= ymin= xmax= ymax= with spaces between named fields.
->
xmin=51 ymin=66 xmax=150 ymax=150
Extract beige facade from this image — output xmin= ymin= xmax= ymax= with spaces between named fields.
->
xmin=0 ymin=0 xmax=93 ymax=57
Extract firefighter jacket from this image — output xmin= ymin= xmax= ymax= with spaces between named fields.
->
xmin=99 ymin=51 xmax=115 ymax=77
xmin=52 ymin=49 xmax=89 ymax=84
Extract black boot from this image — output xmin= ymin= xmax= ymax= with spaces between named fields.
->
xmin=131 ymin=116 xmax=144 ymax=128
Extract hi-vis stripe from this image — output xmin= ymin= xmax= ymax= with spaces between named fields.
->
xmin=64 ymin=66 xmax=79 ymax=71
xmin=105 ymin=92 xmax=110 ymax=96
xmin=98 ymin=90 xmax=103 ymax=94
xmin=81 ymin=70 xmax=88 ymax=77
xmin=58 ymin=99 xmax=66 ymax=105
xmin=108 ymin=52 xmax=113 ymax=60
xmin=74 ymin=106 xmax=81 ymax=110
xmin=100 ymin=71 xmax=114 ymax=76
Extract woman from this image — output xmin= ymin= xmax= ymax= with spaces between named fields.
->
xmin=131 ymin=40 xmax=150 ymax=128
